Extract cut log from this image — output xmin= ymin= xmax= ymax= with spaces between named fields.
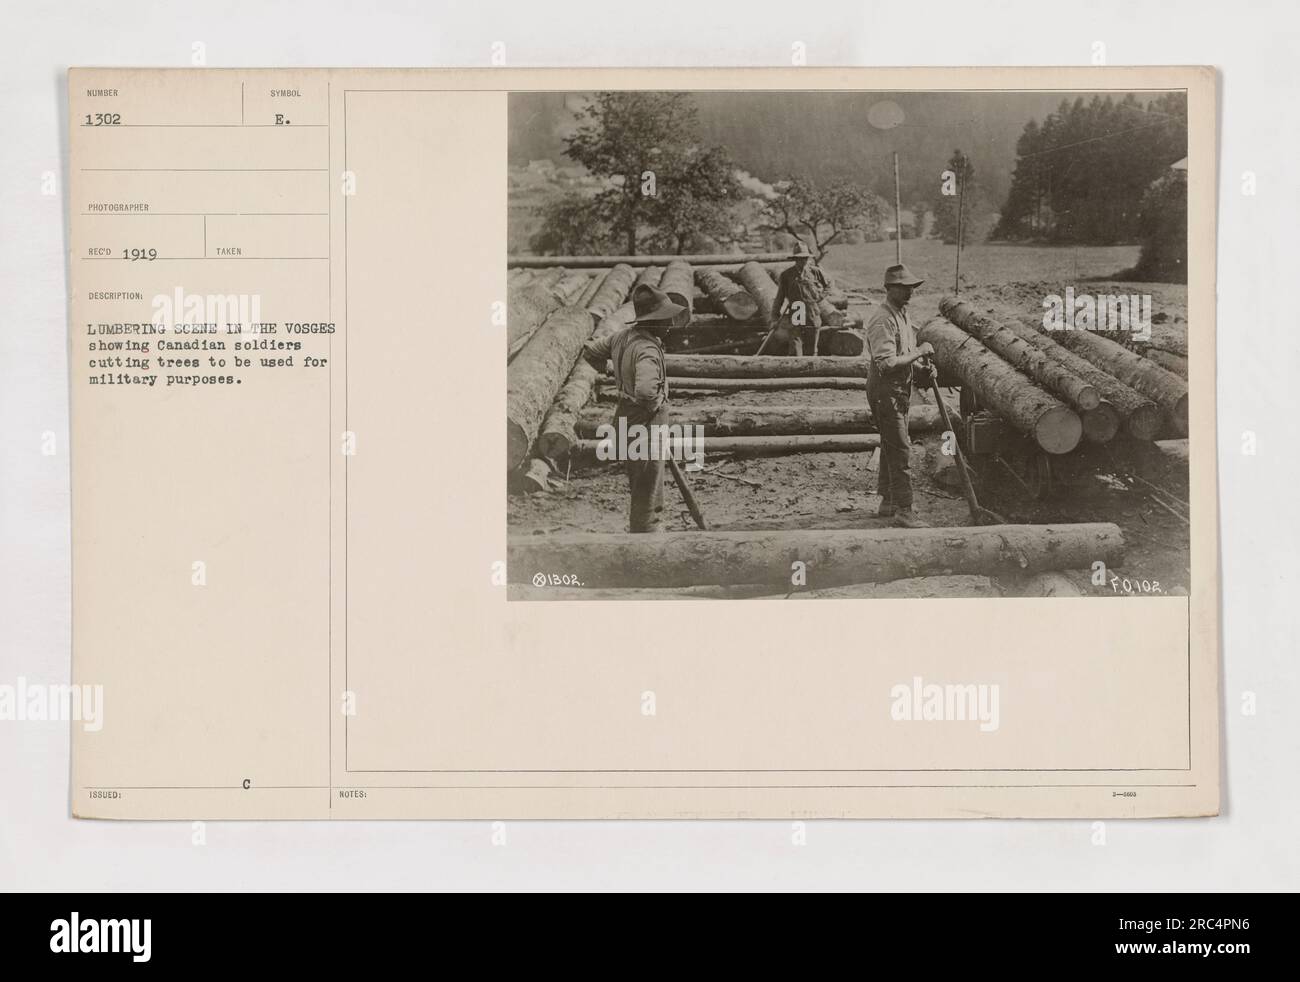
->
xmin=734 ymin=261 xmax=779 ymax=325
xmin=917 ymin=317 xmax=1082 ymax=455
xmin=507 ymin=268 xmax=532 ymax=287
xmin=518 ymin=457 xmax=552 ymax=493
xmin=585 ymin=263 xmax=638 ymax=322
xmin=575 ymin=403 xmax=950 ymax=439
xmin=999 ymin=315 xmax=1163 ymax=440
xmin=788 ymin=574 xmax=1000 ymax=599
xmin=668 ymin=376 xmax=868 ymax=392
xmin=940 ymin=298 xmax=1100 ymax=411
xmin=696 ymin=268 xmax=759 ymax=321
xmin=533 ymin=266 xmax=566 ymax=289
xmin=576 ymin=270 xmax=608 ymax=308
xmin=668 ymin=338 xmax=763 ymax=355
xmin=507 ymin=282 xmax=567 ymax=360
xmin=506 ymin=304 xmax=595 ymax=470
xmin=665 ymin=353 xmax=872 ymax=378
xmin=632 ymin=265 xmax=663 ymax=289
xmin=659 ymin=261 xmax=694 ymax=326
xmin=535 ymin=304 xmax=636 ymax=460
xmin=1081 ymin=402 xmax=1122 ymax=444
xmin=1139 ymin=323 xmax=1188 ymax=358
xmin=553 ymin=271 xmax=590 ymax=304
xmin=507 ymin=523 xmax=1126 ymax=588
xmin=508 ymin=252 xmax=793 ymax=268
xmin=1141 ymin=348 xmax=1188 ymax=379
xmin=817 ymin=298 xmax=846 ymax=327
xmin=575 ymin=433 xmax=881 ymax=459
xmin=1052 ymin=328 xmax=1188 ymax=436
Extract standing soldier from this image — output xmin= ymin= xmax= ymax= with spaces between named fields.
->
xmin=580 ymin=283 xmax=686 ymax=533
xmin=773 ymin=240 xmax=832 ymax=356
xmin=864 ymin=264 xmax=934 ymax=528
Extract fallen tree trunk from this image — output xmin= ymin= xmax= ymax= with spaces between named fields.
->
xmin=506 ymin=304 xmax=596 ymax=470
xmin=508 ymin=252 xmax=793 ymax=268
xmin=734 ymin=261 xmax=779 ymax=325
xmin=575 ymin=403 xmax=950 ymax=439
xmin=575 ymin=433 xmax=881 ymax=459
xmin=632 ymin=266 xmax=663 ymax=289
xmin=507 ymin=523 xmax=1125 ymax=588
xmin=1052 ymin=328 xmax=1189 ymax=436
xmin=507 ymin=281 xmax=568 ymax=360
xmin=585 ymin=263 xmax=638 ymax=323
xmin=667 ymin=338 xmax=764 ymax=355
xmin=575 ymin=270 xmax=608 ymax=308
xmin=1081 ymin=402 xmax=1122 ymax=444
xmin=694 ymin=274 xmax=760 ymax=320
xmin=1141 ymin=348 xmax=1189 ymax=379
xmin=917 ymin=317 xmax=1082 ymax=454
xmin=664 ymin=353 xmax=872 ymax=378
xmin=659 ymin=261 xmax=694 ymax=324
xmin=536 ymin=305 xmax=635 ymax=460
xmin=668 ymin=376 xmax=868 ymax=392
xmin=1000 ymin=314 xmax=1163 ymax=440
xmin=940 ymin=297 xmax=1100 ymax=411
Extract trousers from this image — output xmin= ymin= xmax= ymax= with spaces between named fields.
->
xmin=618 ymin=401 xmax=667 ymax=532
xmin=869 ymin=385 xmax=913 ymax=510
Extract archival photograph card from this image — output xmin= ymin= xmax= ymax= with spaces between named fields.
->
xmin=68 ymin=66 xmax=1218 ymax=819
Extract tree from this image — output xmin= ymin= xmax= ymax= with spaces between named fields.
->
xmin=759 ymin=176 xmax=884 ymax=258
xmin=993 ymin=93 xmax=1188 ymax=244
xmin=528 ymin=193 xmax=614 ymax=256
xmin=643 ymin=144 xmax=741 ymax=254
xmin=560 ymin=92 xmax=740 ymax=255
xmin=1132 ymin=168 xmax=1187 ymax=282
xmin=931 ymin=149 xmax=974 ymax=245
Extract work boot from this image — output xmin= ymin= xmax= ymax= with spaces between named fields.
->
xmin=876 ymin=501 xmax=896 ymax=518
xmin=894 ymin=508 xmax=929 ymax=529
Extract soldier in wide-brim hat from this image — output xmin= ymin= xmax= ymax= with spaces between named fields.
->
xmin=773 ymin=240 xmax=833 ymax=356
xmin=580 ymin=284 xmax=686 ymax=532
xmin=863 ymin=264 xmax=934 ymax=528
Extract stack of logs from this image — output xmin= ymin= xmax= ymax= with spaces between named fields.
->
xmin=925 ymin=297 xmax=1188 ymax=454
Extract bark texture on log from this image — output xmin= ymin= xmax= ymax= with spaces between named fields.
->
xmin=940 ymin=298 xmax=1100 ymax=411
xmin=632 ymin=266 xmax=663 ymax=289
xmin=536 ymin=305 xmax=635 ymax=460
xmin=575 ymin=403 xmax=950 ymax=439
xmin=1081 ymin=402 xmax=1122 ymax=444
xmin=734 ymin=261 xmax=780 ymax=325
xmin=585 ymin=263 xmax=638 ymax=323
xmin=1141 ymin=347 xmax=1189 ymax=379
xmin=820 ymin=327 xmax=866 ymax=356
xmin=1001 ymin=315 xmax=1163 ymax=440
xmin=1140 ymin=323 xmax=1188 ymax=358
xmin=1053 ymin=328 xmax=1188 ymax=436
xmin=665 ymin=353 xmax=872 ymax=378
xmin=533 ymin=267 xmax=566 ymax=288
xmin=659 ymin=261 xmax=694 ymax=325
xmin=505 ymin=304 xmax=595 ymax=470
xmin=576 ymin=270 xmax=608 ymax=308
xmin=508 ymin=523 xmax=1125 ymax=588
xmin=917 ymin=317 xmax=1082 ymax=454
xmin=575 ymin=433 xmax=881 ymax=459
xmin=695 ymin=268 xmax=759 ymax=321
xmin=518 ymin=457 xmax=552 ymax=493
xmin=668 ymin=376 xmax=868 ymax=392
xmin=508 ymin=252 xmax=793 ymax=268
xmin=507 ymin=282 xmax=566 ymax=360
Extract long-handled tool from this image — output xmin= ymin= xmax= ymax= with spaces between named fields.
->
xmin=667 ymin=455 xmax=708 ymax=530
xmin=922 ymin=356 xmax=1004 ymax=526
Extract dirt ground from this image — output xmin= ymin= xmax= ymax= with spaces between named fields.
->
xmin=508 ymin=243 xmax=1191 ymax=597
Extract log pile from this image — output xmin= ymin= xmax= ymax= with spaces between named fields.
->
xmin=506 ymin=304 xmax=596 ymax=470
xmin=575 ymin=403 xmax=952 ymax=440
xmin=917 ymin=317 xmax=1083 ymax=454
xmin=696 ymin=268 xmax=759 ymax=321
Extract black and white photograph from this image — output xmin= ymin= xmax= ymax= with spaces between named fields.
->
xmin=506 ymin=89 xmax=1191 ymax=600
